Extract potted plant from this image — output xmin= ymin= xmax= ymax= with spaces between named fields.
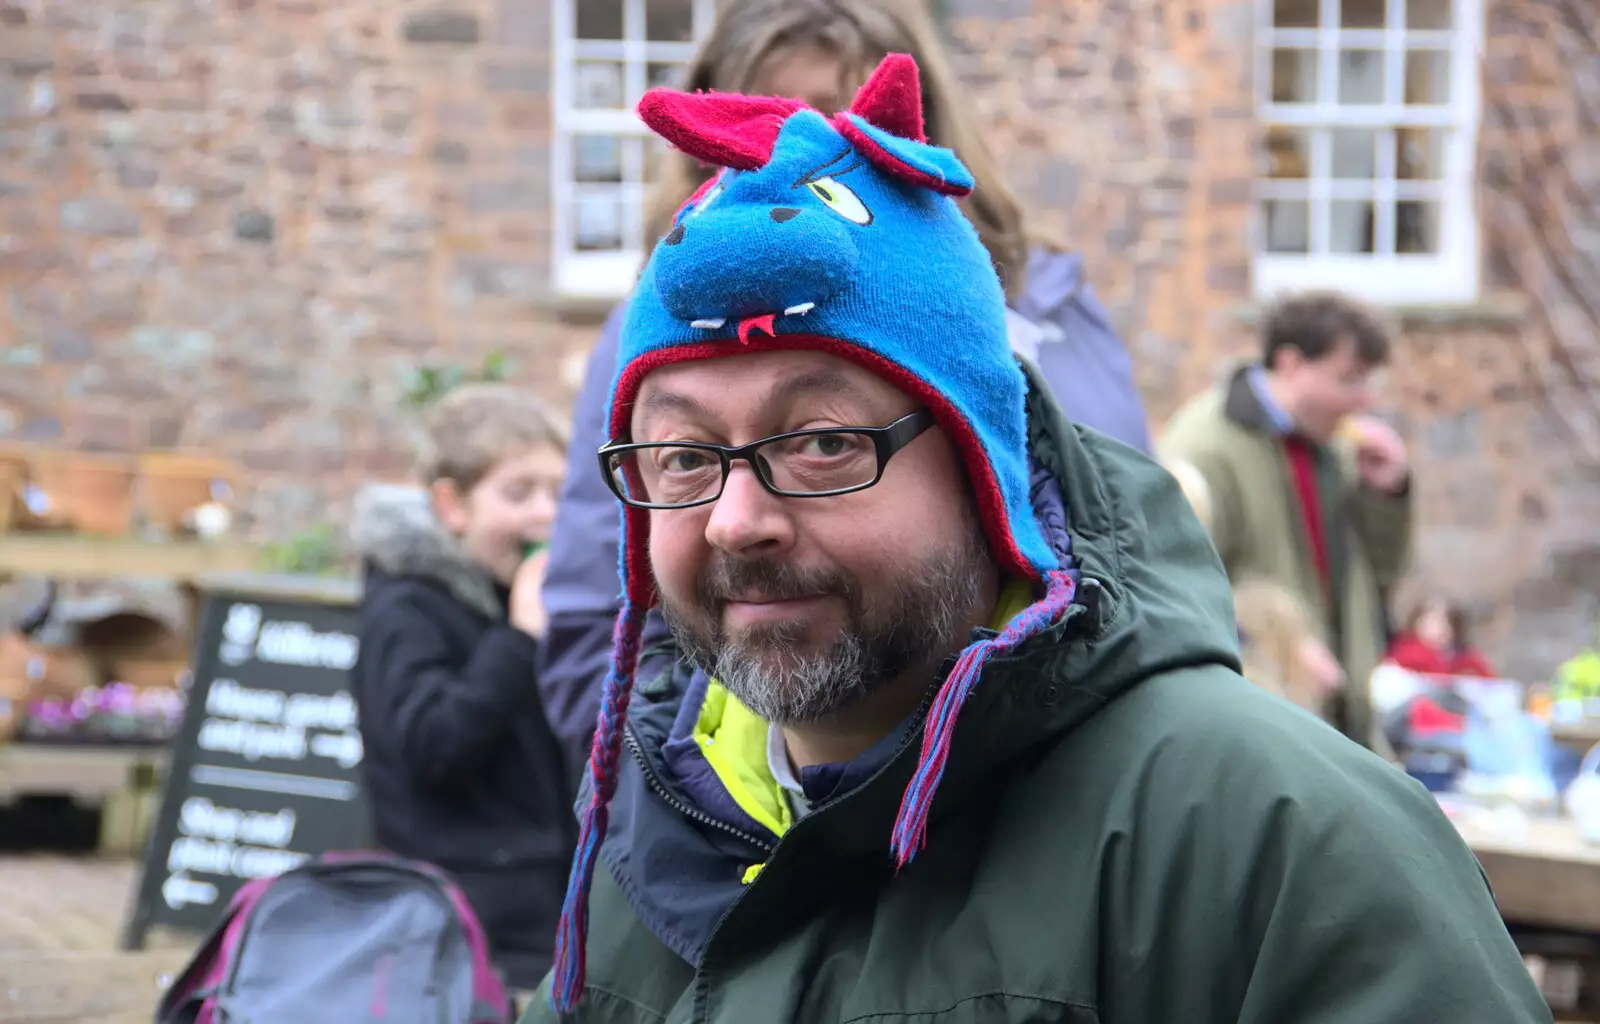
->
xmin=400 ymin=351 xmax=513 ymax=410
xmin=26 ymin=450 xmax=138 ymax=535
xmin=136 ymin=452 xmax=237 ymax=537
xmin=0 ymin=445 xmax=29 ymax=533
xmin=261 ymin=524 xmax=347 ymax=577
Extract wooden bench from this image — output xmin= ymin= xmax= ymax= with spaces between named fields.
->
xmin=1458 ymin=817 xmax=1600 ymax=1021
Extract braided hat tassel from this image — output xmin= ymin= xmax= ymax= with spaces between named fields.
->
xmin=890 ymin=569 xmax=1078 ymax=866
xmin=550 ymin=597 xmax=647 ymax=1015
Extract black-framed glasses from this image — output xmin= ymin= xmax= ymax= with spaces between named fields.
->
xmin=598 ymin=410 xmax=935 ymax=510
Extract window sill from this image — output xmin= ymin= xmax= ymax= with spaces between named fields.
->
xmin=1228 ymin=295 xmax=1529 ymax=330
xmin=536 ymin=290 xmax=625 ymax=324
xmin=544 ymin=250 xmax=642 ymax=321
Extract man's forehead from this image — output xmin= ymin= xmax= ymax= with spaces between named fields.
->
xmin=634 ymin=349 xmax=903 ymax=416
xmin=1316 ymin=338 xmax=1383 ymax=379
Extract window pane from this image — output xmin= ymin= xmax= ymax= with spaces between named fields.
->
xmin=1405 ymin=50 xmax=1451 ymax=104
xmin=574 ymin=61 xmax=626 ymax=110
xmin=575 ymin=193 xmax=625 ymax=251
xmin=1397 ymin=127 xmax=1445 ymax=179
xmin=1263 ymin=199 xmax=1311 ymax=253
xmin=576 ymin=0 xmax=623 ymax=40
xmin=1338 ymin=49 xmax=1385 ymax=104
xmin=1266 ymin=125 xmax=1313 ymax=179
xmin=1273 ymin=0 xmax=1319 ymax=27
xmin=645 ymin=0 xmax=695 ymax=42
xmin=1397 ymin=200 xmax=1441 ymax=253
xmin=1339 ymin=0 xmax=1387 ymax=28
xmin=1271 ymin=49 xmax=1319 ymax=104
xmin=648 ymin=61 xmax=685 ymax=92
xmin=1330 ymin=200 xmax=1376 ymax=253
xmin=1331 ymin=128 xmax=1378 ymax=180
xmin=1406 ymin=0 xmax=1452 ymax=29
xmin=574 ymin=135 xmax=625 ymax=183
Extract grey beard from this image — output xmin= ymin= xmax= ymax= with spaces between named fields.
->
xmin=692 ymin=626 xmax=872 ymax=725
xmin=664 ymin=532 xmax=991 ymax=726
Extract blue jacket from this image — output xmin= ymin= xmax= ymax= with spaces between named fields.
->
xmin=537 ymin=248 xmax=1152 ymax=781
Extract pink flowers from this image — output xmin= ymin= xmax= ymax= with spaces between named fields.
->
xmin=20 ymin=683 xmax=184 ymax=744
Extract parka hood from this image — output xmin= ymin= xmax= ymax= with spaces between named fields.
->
xmin=592 ymin=359 xmax=1242 ymax=966
xmin=348 ymin=483 xmax=503 ymax=619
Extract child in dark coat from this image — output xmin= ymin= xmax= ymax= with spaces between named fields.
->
xmin=349 ymin=384 xmax=575 ymax=991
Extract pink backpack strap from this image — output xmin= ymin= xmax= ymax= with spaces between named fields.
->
xmin=155 ymin=876 xmax=275 ymax=1024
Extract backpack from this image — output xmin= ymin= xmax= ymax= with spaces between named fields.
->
xmin=154 ymin=852 xmax=513 ymax=1024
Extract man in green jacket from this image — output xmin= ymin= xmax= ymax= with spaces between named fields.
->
xmin=1159 ymin=293 xmax=1413 ymax=750
xmin=524 ymin=57 xmax=1548 ymax=1024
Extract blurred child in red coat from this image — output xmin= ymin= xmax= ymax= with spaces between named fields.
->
xmin=1385 ymin=598 xmax=1496 ymax=678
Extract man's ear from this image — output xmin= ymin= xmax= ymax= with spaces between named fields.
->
xmin=1268 ymin=346 xmax=1303 ymax=375
xmin=429 ymin=478 xmax=469 ymax=535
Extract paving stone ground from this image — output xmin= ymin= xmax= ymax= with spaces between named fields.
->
xmin=0 ymin=857 xmax=193 ymax=1024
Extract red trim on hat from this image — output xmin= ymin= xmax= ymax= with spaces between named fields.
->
xmin=620 ymin=503 xmax=656 ymax=609
xmin=608 ymin=335 xmax=1038 ymax=587
xmin=832 ymin=116 xmax=973 ymax=198
xmin=672 ymin=175 xmax=721 ymax=223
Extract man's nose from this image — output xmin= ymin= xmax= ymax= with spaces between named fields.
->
xmin=703 ymin=464 xmax=794 ymax=557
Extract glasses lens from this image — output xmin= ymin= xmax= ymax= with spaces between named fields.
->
xmin=755 ymin=430 xmax=878 ymax=494
xmin=607 ymin=446 xmax=723 ymax=506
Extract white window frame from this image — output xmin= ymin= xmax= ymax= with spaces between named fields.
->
xmin=551 ymin=0 xmax=717 ymax=301
xmin=1253 ymin=0 xmax=1485 ymax=305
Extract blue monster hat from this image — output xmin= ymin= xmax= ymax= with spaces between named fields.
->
xmin=551 ymin=54 xmax=1079 ymax=1014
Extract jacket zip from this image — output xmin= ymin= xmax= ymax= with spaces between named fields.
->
xmin=682 ymin=674 xmax=949 ymax=1021
xmin=626 ymin=614 xmax=1069 ymax=858
xmin=689 ymin=610 xmax=1088 ymax=983
xmin=623 ymin=725 xmax=775 ymax=853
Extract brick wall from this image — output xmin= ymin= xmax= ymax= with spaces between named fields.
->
xmin=945 ymin=0 xmax=1258 ymax=412
xmin=948 ymin=0 xmax=1600 ymax=679
xmin=2 ymin=0 xmax=1596 ymax=676
xmin=0 ymin=0 xmax=593 ymax=534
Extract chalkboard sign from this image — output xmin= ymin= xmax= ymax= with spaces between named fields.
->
xmin=121 ymin=577 xmax=369 ymax=950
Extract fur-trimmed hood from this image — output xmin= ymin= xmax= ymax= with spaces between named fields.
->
xmin=348 ymin=483 xmax=504 ymax=619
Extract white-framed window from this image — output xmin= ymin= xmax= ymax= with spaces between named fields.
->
xmin=551 ymin=0 xmax=717 ymax=300
xmin=1254 ymin=0 xmax=1484 ymax=304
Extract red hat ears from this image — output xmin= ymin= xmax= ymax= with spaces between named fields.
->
xmin=834 ymin=55 xmax=974 ymax=197
xmin=635 ymin=53 xmax=963 ymax=195
xmin=636 ymin=90 xmax=805 ymax=170
xmin=848 ymin=53 xmax=927 ymax=143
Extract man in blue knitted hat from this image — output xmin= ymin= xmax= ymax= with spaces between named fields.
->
xmin=522 ymin=55 xmax=1549 ymax=1024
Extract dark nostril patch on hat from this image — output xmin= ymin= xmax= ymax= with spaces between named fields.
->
xmin=770 ymin=207 xmax=801 ymax=223
xmin=664 ymin=224 xmax=686 ymax=245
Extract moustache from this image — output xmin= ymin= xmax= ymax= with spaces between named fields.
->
xmin=696 ymin=556 xmax=853 ymax=606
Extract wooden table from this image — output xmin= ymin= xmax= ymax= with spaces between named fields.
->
xmin=1456 ymin=817 xmax=1600 ymax=933
xmin=0 ymin=533 xmax=261 ymax=581
xmin=0 ymin=536 xmax=260 ymax=808
xmin=1554 ymin=720 xmax=1600 ymax=752
xmin=0 ymin=743 xmax=168 ymax=804
xmin=1454 ymin=814 xmax=1600 ymax=1020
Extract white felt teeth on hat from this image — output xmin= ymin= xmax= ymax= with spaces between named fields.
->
xmin=690 ymin=317 xmax=726 ymax=329
xmin=784 ymin=302 xmax=815 ymax=316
